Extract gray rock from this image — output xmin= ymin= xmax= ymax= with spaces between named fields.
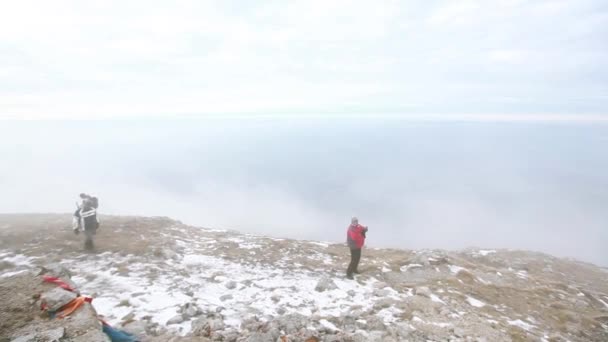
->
xmin=122 ymin=320 xmax=148 ymax=338
xmin=179 ymin=303 xmax=202 ymax=319
xmin=40 ymin=327 xmax=65 ymax=341
xmin=214 ymin=328 xmax=239 ymax=342
xmin=39 ymin=263 xmax=72 ymax=279
xmin=191 ymin=316 xmax=225 ymax=337
xmin=373 ymin=298 xmax=396 ymax=310
xmin=11 ymin=333 xmax=37 ymax=342
xmin=70 ymin=328 xmax=111 ymax=342
xmin=373 ymin=289 xmax=391 ymax=297
xmin=225 ymin=281 xmax=237 ymax=289
xmin=414 ymin=286 xmax=431 ymax=298
xmin=167 ymin=314 xmax=184 ymax=325
xmin=315 ymin=276 xmax=338 ymax=292
xmin=387 ymin=322 xmax=413 ymax=338
xmin=121 ymin=311 xmax=136 ymax=322
xmin=246 ymin=330 xmax=280 ymax=342
xmin=373 ymin=282 xmax=389 ymax=289
xmin=66 ymin=302 xmax=105 ymax=336
xmin=162 ymin=248 xmax=178 ymax=260
xmin=41 ymin=287 xmax=77 ymax=312
xmin=364 ymin=316 xmax=386 ymax=331
xmin=220 ymin=294 xmax=234 ymax=301
xmin=275 ymin=313 xmax=308 ymax=334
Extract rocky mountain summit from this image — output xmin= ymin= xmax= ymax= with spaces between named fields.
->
xmin=1 ymin=214 xmax=607 ymax=341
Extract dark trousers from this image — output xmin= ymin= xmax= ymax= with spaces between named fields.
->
xmin=347 ymin=248 xmax=361 ymax=276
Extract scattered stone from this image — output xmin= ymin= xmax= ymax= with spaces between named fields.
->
xmin=225 ymin=281 xmax=237 ymax=289
xmin=315 ymin=276 xmax=338 ymax=292
xmin=373 ymin=288 xmax=391 ymax=297
xmin=121 ymin=312 xmax=136 ymax=322
xmin=414 ymin=286 xmax=432 ymax=298
xmin=179 ymin=303 xmax=202 ymax=319
xmin=191 ymin=316 xmax=225 ymax=337
xmin=122 ymin=320 xmax=148 ymax=338
xmin=70 ymin=328 xmax=111 ymax=342
xmin=220 ymin=294 xmax=233 ymax=301
xmin=167 ymin=314 xmax=184 ymax=325
xmin=38 ymin=264 xmax=72 ymax=279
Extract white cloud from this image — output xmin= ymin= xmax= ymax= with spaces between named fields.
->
xmin=488 ymin=49 xmax=528 ymax=64
xmin=0 ymin=0 xmax=607 ymax=119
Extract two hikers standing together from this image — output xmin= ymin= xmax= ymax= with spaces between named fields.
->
xmin=73 ymin=193 xmax=99 ymax=250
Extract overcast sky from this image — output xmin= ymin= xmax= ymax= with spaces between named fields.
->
xmin=1 ymin=0 xmax=607 ymax=119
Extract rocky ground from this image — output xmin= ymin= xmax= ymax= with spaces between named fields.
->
xmin=1 ymin=213 xmax=607 ymax=341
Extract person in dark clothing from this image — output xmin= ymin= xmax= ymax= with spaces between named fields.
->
xmin=346 ymin=217 xmax=368 ymax=279
xmin=80 ymin=199 xmax=98 ymax=250
xmin=72 ymin=193 xmax=99 ymax=250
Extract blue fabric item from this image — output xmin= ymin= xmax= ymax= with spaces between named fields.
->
xmin=102 ymin=324 xmax=138 ymax=342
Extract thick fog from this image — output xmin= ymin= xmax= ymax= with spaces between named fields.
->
xmin=1 ymin=119 xmax=607 ymax=266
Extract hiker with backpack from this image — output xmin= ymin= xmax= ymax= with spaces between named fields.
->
xmin=346 ymin=217 xmax=368 ymax=279
xmin=72 ymin=193 xmax=99 ymax=250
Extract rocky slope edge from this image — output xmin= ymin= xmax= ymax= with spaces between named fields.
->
xmin=1 ymin=214 xmax=607 ymax=341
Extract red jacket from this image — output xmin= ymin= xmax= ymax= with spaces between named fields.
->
xmin=347 ymin=224 xmax=367 ymax=249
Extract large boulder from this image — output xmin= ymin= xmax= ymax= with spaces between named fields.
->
xmin=11 ymin=327 xmax=65 ymax=342
xmin=63 ymin=302 xmax=105 ymax=338
xmin=40 ymin=287 xmax=77 ymax=312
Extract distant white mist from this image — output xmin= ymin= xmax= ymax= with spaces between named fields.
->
xmin=1 ymin=118 xmax=607 ymax=266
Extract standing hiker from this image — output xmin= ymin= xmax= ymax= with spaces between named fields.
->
xmin=72 ymin=193 xmax=99 ymax=250
xmin=346 ymin=217 xmax=368 ymax=279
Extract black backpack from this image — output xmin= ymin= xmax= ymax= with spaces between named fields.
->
xmin=90 ymin=197 xmax=99 ymax=209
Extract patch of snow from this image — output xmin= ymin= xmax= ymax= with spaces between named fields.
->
xmin=449 ymin=265 xmax=466 ymax=274
xmin=400 ymin=264 xmax=423 ymax=272
xmin=466 ymin=296 xmax=486 ymax=308
xmin=381 ymin=266 xmax=391 ymax=273
xmin=431 ymin=322 xmax=452 ymax=328
xmin=239 ymin=242 xmax=262 ymax=249
xmin=307 ymin=241 xmax=329 ymax=248
xmin=477 ymin=277 xmax=491 ymax=285
xmin=201 ymin=228 xmax=227 ymax=233
xmin=376 ymin=307 xmax=403 ymax=324
xmin=508 ymin=319 xmax=535 ymax=331
xmin=1 ymin=253 xmax=35 ymax=267
xmin=430 ymin=294 xmax=446 ymax=305
xmin=319 ymin=319 xmax=340 ymax=332
xmin=597 ymin=297 xmax=608 ymax=309
xmin=478 ymin=250 xmax=496 ymax=256
xmin=0 ymin=269 xmax=28 ymax=278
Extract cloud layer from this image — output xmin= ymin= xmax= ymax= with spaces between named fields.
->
xmin=1 ymin=0 xmax=607 ymax=118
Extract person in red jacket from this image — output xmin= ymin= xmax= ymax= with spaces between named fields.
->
xmin=346 ymin=217 xmax=368 ymax=279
